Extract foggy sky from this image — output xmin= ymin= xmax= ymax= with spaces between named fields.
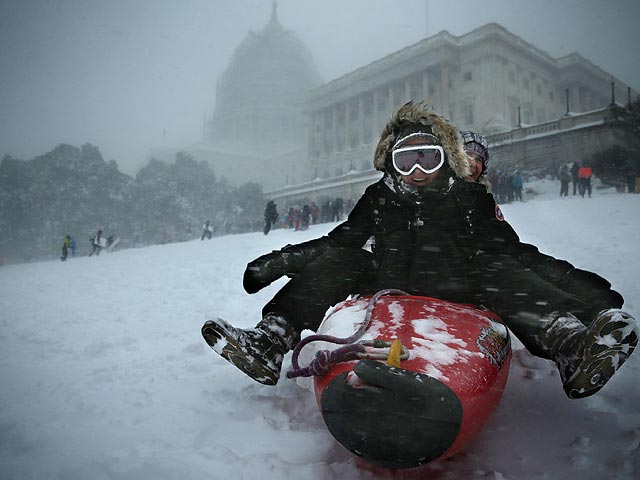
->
xmin=1 ymin=0 xmax=639 ymax=175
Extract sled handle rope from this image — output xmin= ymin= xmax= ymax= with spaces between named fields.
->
xmin=286 ymin=289 xmax=410 ymax=379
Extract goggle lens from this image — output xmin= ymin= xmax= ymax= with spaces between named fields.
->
xmin=392 ymin=145 xmax=445 ymax=175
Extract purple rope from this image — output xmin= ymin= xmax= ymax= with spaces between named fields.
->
xmin=286 ymin=289 xmax=408 ymax=379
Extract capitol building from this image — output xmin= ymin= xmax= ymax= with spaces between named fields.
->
xmin=170 ymin=3 xmax=636 ymax=200
xmin=185 ymin=3 xmax=321 ymax=191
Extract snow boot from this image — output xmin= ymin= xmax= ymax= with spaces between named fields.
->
xmin=201 ymin=314 xmax=297 ymax=386
xmin=549 ymin=310 xmax=638 ymax=399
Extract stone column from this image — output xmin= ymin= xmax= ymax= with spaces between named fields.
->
xmin=344 ymin=103 xmax=351 ymax=151
xmin=358 ymin=95 xmax=365 ymax=147
xmin=422 ymin=70 xmax=429 ymax=102
xmin=441 ymin=66 xmax=450 ymax=117
xmin=371 ymin=89 xmax=380 ymax=142
xmin=308 ymin=114 xmax=317 ymax=163
xmin=332 ymin=104 xmax=339 ymax=152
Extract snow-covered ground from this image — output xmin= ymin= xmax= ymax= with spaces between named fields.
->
xmin=1 ymin=180 xmax=639 ymax=479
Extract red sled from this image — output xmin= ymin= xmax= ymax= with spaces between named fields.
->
xmin=288 ymin=291 xmax=511 ymax=470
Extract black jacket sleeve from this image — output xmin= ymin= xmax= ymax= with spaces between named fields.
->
xmin=453 ymin=181 xmax=622 ymax=307
xmin=243 ymin=184 xmax=379 ymax=294
xmin=243 ymin=237 xmax=333 ymax=293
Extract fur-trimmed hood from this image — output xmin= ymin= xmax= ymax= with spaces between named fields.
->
xmin=373 ymin=102 xmax=470 ymax=179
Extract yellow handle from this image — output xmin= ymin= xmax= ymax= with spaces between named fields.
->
xmin=386 ymin=339 xmax=403 ymax=367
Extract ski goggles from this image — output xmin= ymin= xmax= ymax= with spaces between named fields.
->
xmin=391 ymin=144 xmax=445 ymax=175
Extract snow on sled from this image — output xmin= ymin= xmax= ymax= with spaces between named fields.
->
xmin=287 ymin=289 xmax=511 ymax=470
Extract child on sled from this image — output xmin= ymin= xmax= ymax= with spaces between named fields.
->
xmin=202 ymin=102 xmax=637 ymax=400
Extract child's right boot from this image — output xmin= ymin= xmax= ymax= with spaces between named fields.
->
xmin=201 ymin=313 xmax=297 ymax=386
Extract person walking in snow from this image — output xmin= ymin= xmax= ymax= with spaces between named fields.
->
xmin=263 ymin=200 xmax=279 ymax=235
xmin=310 ymin=202 xmax=320 ymax=225
xmin=201 ymin=221 xmax=213 ymax=240
xmin=511 ymin=169 xmax=523 ymax=201
xmin=559 ymin=164 xmax=571 ymax=197
xmin=571 ymin=162 xmax=580 ymax=195
xmin=69 ymin=236 xmax=77 ymax=257
xmin=300 ymin=204 xmax=311 ymax=230
xmin=89 ymin=229 xmax=105 ymax=256
xmin=201 ymin=102 xmax=637 ymax=401
xmin=60 ymin=234 xmax=71 ymax=261
xmin=286 ymin=207 xmax=296 ymax=229
xmin=578 ymin=164 xmax=593 ymax=198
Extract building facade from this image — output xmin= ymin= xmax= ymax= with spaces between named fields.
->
xmin=269 ymin=104 xmax=637 ymax=208
xmin=302 ymin=23 xmax=636 ymax=188
xmin=153 ymin=14 xmax=636 ymax=203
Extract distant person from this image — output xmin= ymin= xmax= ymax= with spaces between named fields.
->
xmin=263 ymin=200 xmax=279 ymax=235
xmin=510 ymin=170 xmax=522 ymax=201
xmin=89 ymin=229 xmax=105 ymax=256
xmin=293 ymin=206 xmax=302 ymax=231
xmin=60 ymin=235 xmax=71 ymax=261
xmin=578 ymin=164 xmax=592 ymax=198
xmin=286 ymin=207 xmax=295 ymax=229
xmin=624 ymin=158 xmax=638 ymax=193
xmin=310 ymin=202 xmax=320 ymax=225
xmin=333 ymin=197 xmax=344 ymax=222
xmin=571 ymin=162 xmax=580 ymax=195
xmin=300 ymin=204 xmax=311 ymax=230
xmin=559 ymin=164 xmax=571 ymax=197
xmin=69 ymin=235 xmax=77 ymax=257
xmin=201 ymin=221 xmax=213 ymax=240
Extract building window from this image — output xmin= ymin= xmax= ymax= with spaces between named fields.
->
xmin=464 ymin=71 xmax=472 ymax=82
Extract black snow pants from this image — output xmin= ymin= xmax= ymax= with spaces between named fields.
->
xmin=262 ymin=247 xmax=623 ymax=361
xmin=262 ymin=247 xmax=377 ymax=333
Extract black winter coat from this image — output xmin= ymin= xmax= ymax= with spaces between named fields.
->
xmin=244 ymin=177 xmax=621 ymax=319
xmin=246 ymin=178 xmax=525 ymax=293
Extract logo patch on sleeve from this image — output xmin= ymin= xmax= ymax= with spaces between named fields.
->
xmin=495 ymin=205 xmax=505 ymax=221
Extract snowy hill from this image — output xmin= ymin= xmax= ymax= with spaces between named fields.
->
xmin=1 ymin=186 xmax=639 ymax=479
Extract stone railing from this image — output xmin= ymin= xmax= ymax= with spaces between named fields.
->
xmin=488 ymin=106 xmax=611 ymax=147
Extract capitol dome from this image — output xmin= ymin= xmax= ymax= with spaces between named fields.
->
xmin=209 ymin=2 xmax=322 ymax=147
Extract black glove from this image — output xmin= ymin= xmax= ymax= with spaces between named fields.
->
xmin=243 ymin=249 xmax=290 ymax=294
xmin=243 ymin=238 xmax=330 ymax=294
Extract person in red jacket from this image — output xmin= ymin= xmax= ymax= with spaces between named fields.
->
xmin=578 ymin=164 xmax=593 ymax=197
